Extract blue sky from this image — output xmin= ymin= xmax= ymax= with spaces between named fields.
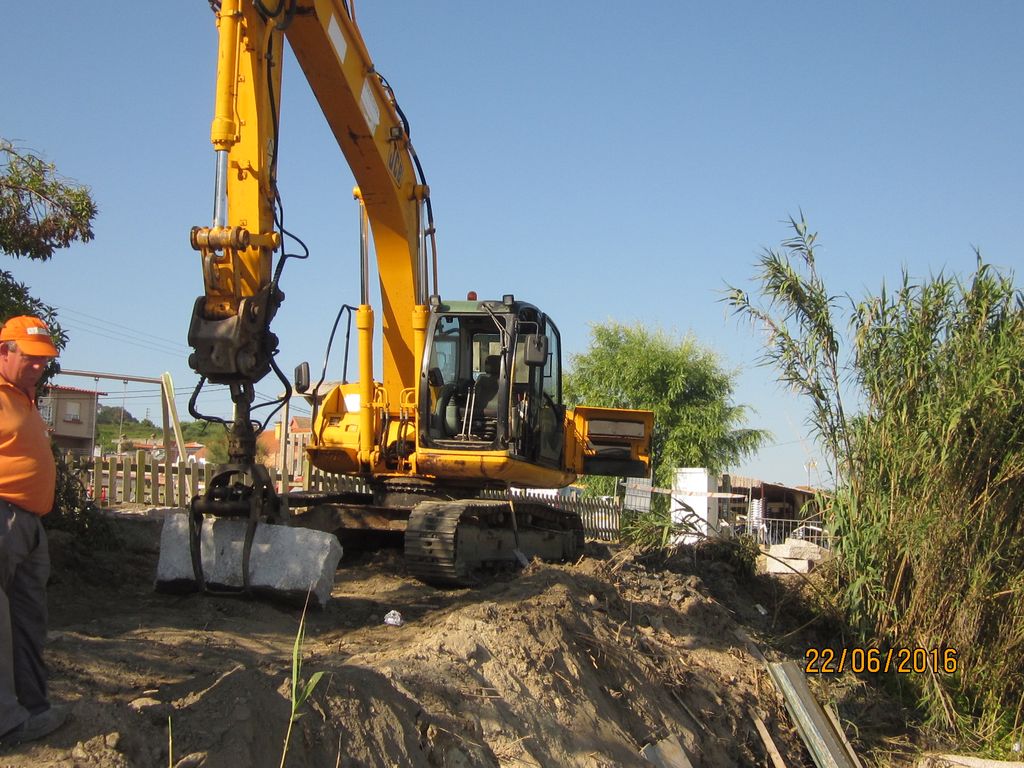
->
xmin=5 ymin=2 xmax=1022 ymax=487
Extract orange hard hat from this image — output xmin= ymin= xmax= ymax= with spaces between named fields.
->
xmin=0 ymin=315 xmax=59 ymax=357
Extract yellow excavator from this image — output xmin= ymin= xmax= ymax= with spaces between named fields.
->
xmin=177 ymin=0 xmax=652 ymax=588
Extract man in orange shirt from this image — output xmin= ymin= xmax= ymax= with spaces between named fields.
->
xmin=0 ymin=315 xmax=68 ymax=747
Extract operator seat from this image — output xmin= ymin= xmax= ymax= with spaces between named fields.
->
xmin=474 ymin=355 xmax=501 ymax=417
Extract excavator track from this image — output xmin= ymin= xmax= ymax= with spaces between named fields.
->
xmin=404 ymin=498 xmax=584 ymax=586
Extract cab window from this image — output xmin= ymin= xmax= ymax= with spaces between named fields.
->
xmin=429 ymin=316 xmax=460 ymax=384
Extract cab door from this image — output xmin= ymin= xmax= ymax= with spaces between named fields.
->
xmin=510 ymin=317 xmax=564 ymax=467
xmin=535 ymin=321 xmax=564 ymax=465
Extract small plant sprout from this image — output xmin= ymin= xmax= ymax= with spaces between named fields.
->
xmin=280 ymin=588 xmax=325 ymax=768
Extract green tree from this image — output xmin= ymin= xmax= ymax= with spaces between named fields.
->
xmin=96 ymin=405 xmax=137 ymax=425
xmin=564 ymin=321 xmax=767 ymax=491
xmin=0 ymin=271 xmax=66 ymax=364
xmin=1 ymin=140 xmax=96 ymax=366
xmin=1 ymin=139 xmax=97 ymax=261
xmin=203 ymin=427 xmax=229 ymax=465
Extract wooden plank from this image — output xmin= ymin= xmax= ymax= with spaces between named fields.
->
xmin=101 ymin=458 xmax=110 ymax=503
xmin=163 ymin=458 xmax=173 ymax=507
xmin=749 ymin=707 xmax=788 ymax=768
xmin=134 ymin=450 xmax=146 ymax=504
xmin=104 ymin=457 xmax=115 ymax=504
xmin=824 ymin=703 xmax=864 ymax=768
xmin=90 ymin=459 xmax=100 ymax=503
xmin=177 ymin=461 xmax=187 ymax=508
xmin=149 ymin=457 xmax=160 ymax=505
xmin=110 ymin=458 xmax=121 ymax=503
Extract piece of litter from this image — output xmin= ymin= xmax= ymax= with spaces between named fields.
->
xmin=755 ymin=603 xmax=768 ymax=616
xmin=383 ymin=610 xmax=404 ymax=627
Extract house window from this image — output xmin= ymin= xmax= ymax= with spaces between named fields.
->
xmin=63 ymin=401 xmax=82 ymax=424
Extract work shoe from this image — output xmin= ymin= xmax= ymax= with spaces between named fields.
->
xmin=0 ymin=704 xmax=69 ymax=747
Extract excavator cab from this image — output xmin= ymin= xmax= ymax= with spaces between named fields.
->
xmin=420 ymin=295 xmax=568 ymax=468
xmin=413 ymin=293 xmax=651 ymax=493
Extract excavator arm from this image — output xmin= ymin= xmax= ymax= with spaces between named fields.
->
xmin=174 ymin=1 xmax=437 ymax=595
xmin=188 ymin=2 xmax=283 ymax=388
xmin=187 ymin=0 xmax=431 ymax=466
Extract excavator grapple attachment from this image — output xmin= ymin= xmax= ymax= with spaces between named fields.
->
xmin=154 ymin=464 xmax=343 ymax=607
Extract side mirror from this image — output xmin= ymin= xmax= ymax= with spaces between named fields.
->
xmin=523 ymin=334 xmax=549 ymax=367
xmin=294 ymin=362 xmax=310 ymax=394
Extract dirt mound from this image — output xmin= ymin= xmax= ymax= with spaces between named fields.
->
xmin=2 ymin=511 xmax=825 ymax=767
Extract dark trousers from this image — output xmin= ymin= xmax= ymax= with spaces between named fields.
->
xmin=0 ymin=499 xmax=50 ymax=735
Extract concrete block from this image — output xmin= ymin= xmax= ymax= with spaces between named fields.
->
xmin=765 ymin=556 xmax=815 ymax=575
xmin=770 ymin=539 xmax=829 ymax=561
xmin=155 ymin=511 xmax=343 ymax=608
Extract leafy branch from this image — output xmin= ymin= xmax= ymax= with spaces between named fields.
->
xmin=725 ymin=213 xmax=852 ymax=482
xmin=0 ymin=139 xmax=97 ymax=260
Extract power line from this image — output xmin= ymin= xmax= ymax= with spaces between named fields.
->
xmin=87 ymin=383 xmax=237 ymax=397
xmin=97 ymin=389 xmax=229 ymax=402
xmin=60 ymin=321 xmax=187 ymax=358
xmin=55 ymin=305 xmax=190 ymax=354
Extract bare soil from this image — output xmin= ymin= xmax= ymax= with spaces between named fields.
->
xmin=0 ymin=508 xmax=906 ymax=768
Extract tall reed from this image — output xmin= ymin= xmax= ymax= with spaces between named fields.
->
xmin=729 ymin=217 xmax=1024 ymax=752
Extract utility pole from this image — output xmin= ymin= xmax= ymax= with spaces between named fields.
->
xmin=804 ymin=459 xmax=817 ymax=488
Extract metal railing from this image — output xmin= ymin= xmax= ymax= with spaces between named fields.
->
xmin=479 ymin=487 xmax=622 ymax=542
xmin=749 ymin=516 xmax=831 ymax=548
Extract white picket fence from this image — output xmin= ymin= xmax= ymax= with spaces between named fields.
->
xmin=72 ymin=455 xmax=623 ymax=541
xmin=74 ymin=452 xmax=211 ymax=507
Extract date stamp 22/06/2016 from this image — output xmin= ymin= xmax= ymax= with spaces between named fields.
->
xmin=804 ymin=647 xmax=959 ymax=675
